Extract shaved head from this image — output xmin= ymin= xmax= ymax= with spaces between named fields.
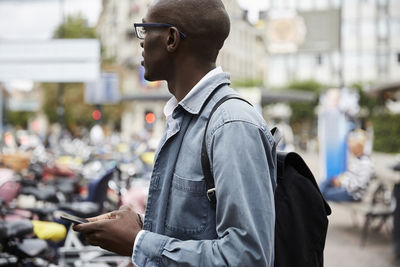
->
xmin=147 ymin=0 xmax=230 ymax=62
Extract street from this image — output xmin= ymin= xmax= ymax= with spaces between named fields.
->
xmin=301 ymin=150 xmax=399 ymax=267
xmin=325 ymin=202 xmax=394 ymax=267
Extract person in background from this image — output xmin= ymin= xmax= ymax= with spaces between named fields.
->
xmin=274 ymin=118 xmax=295 ymax=152
xmin=320 ymin=129 xmax=374 ymax=202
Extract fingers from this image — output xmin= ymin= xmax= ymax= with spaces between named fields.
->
xmin=87 ymin=211 xmax=116 ymax=222
xmin=73 ymin=209 xmax=130 ymax=233
xmin=110 ymin=207 xmax=136 ymax=220
xmin=137 ymin=213 xmax=143 ymax=228
xmin=84 ymin=231 xmax=115 ymax=249
xmin=73 ymin=220 xmax=101 ymax=234
xmin=85 ymin=231 xmax=104 ymax=247
xmin=119 ymin=205 xmax=132 ymax=211
xmin=71 ymin=208 xmax=142 ymax=256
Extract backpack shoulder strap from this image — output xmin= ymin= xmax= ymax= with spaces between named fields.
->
xmin=270 ymin=127 xmax=282 ymax=147
xmin=201 ymin=94 xmax=252 ymax=209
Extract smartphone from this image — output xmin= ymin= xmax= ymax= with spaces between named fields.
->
xmin=59 ymin=212 xmax=89 ymax=224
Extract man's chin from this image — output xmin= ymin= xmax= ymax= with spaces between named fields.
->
xmin=144 ymin=72 xmax=154 ymax=81
xmin=144 ymin=73 xmax=163 ymax=83
xmin=144 ymin=75 xmax=155 ymax=82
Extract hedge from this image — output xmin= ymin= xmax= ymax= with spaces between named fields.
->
xmin=372 ymin=114 xmax=400 ymax=153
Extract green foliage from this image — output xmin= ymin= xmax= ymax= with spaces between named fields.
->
xmin=41 ymin=14 xmax=123 ymax=131
xmin=372 ymin=113 xmax=400 ymax=153
xmin=53 ymin=14 xmax=108 ymax=59
xmin=287 ymin=79 xmax=324 ymax=93
xmin=231 ymin=79 xmax=263 ymax=88
xmin=6 ymin=111 xmax=31 ymax=128
xmin=285 ymin=80 xmax=324 ymax=135
xmin=42 ymin=83 xmax=123 ymax=130
xmin=349 ymin=82 xmax=395 ymax=153
xmin=350 ymin=82 xmax=379 ymax=115
xmin=42 ymin=84 xmax=58 ymax=124
xmin=53 ymin=14 xmax=97 ymax=39
xmin=63 ymin=84 xmax=93 ymax=127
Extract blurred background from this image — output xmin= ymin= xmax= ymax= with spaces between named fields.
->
xmin=0 ymin=0 xmax=399 ymax=266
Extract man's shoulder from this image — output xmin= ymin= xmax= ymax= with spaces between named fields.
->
xmin=208 ymin=90 xmax=268 ymax=133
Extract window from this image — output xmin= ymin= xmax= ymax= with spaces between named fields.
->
xmin=316 ymin=54 xmax=323 ymax=65
xmin=377 ymin=19 xmax=389 ymax=39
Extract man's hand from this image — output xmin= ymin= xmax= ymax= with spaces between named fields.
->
xmin=73 ymin=206 xmax=142 ymax=256
xmin=330 ymin=178 xmax=341 ymax=188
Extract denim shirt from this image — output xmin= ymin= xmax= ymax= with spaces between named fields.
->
xmin=133 ymin=72 xmax=276 ymax=267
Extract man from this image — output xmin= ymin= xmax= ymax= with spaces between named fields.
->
xmin=74 ymin=0 xmax=276 ymax=265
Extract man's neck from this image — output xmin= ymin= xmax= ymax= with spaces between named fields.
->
xmin=168 ymin=61 xmax=216 ymax=101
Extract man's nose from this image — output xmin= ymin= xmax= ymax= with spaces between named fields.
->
xmin=140 ymin=40 xmax=144 ymax=48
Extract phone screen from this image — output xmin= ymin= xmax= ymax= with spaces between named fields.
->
xmin=60 ymin=212 xmax=89 ymax=224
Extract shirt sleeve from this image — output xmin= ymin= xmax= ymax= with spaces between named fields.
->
xmin=132 ymin=230 xmax=145 ymax=258
xmin=132 ymin=121 xmax=275 ymax=267
xmin=340 ymin=156 xmax=374 ymax=194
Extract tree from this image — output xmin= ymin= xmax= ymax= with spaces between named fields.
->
xmin=53 ymin=14 xmax=97 ymax=39
xmin=349 ymin=82 xmax=400 ymax=153
xmin=350 ymin=82 xmax=378 ymax=116
xmin=41 ymin=15 xmax=123 ymax=132
xmin=7 ymin=111 xmax=30 ymax=129
xmin=231 ymin=79 xmax=263 ymax=88
xmin=285 ymin=80 xmax=324 ymax=136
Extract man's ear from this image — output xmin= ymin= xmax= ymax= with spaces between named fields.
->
xmin=166 ymin=27 xmax=181 ymax=52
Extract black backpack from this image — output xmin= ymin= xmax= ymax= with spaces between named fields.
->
xmin=201 ymin=95 xmax=332 ymax=267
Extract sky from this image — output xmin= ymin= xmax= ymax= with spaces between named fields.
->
xmin=0 ymin=0 xmax=266 ymax=40
xmin=237 ymin=0 xmax=268 ymax=23
xmin=0 ymin=0 xmax=102 ymax=39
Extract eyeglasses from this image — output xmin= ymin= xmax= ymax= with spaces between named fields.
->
xmin=133 ymin=23 xmax=187 ymax=40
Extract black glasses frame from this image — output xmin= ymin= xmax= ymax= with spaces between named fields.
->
xmin=133 ymin=23 xmax=187 ymax=40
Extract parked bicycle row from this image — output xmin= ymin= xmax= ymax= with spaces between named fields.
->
xmin=0 ymin=128 xmax=155 ymax=266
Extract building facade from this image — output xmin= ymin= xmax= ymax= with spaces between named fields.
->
xmin=97 ymin=0 xmax=167 ymax=138
xmin=218 ymin=0 xmax=266 ymax=84
xmin=96 ymin=0 xmax=266 ymax=137
xmin=262 ymin=0 xmax=400 ymax=89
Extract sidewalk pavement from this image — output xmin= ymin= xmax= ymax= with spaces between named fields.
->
xmin=301 ymin=150 xmax=400 ymax=267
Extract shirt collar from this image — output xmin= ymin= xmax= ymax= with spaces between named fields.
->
xmin=184 ymin=67 xmax=223 ymax=100
xmin=163 ymin=67 xmax=230 ymax=117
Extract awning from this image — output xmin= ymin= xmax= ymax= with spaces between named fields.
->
xmin=368 ymin=81 xmax=400 ymax=97
xmin=261 ymin=89 xmax=315 ymax=104
xmin=122 ymin=89 xmax=316 ymax=104
xmin=122 ymin=92 xmax=171 ymax=102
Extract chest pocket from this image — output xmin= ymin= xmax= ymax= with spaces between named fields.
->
xmin=164 ymin=173 xmax=209 ymax=240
